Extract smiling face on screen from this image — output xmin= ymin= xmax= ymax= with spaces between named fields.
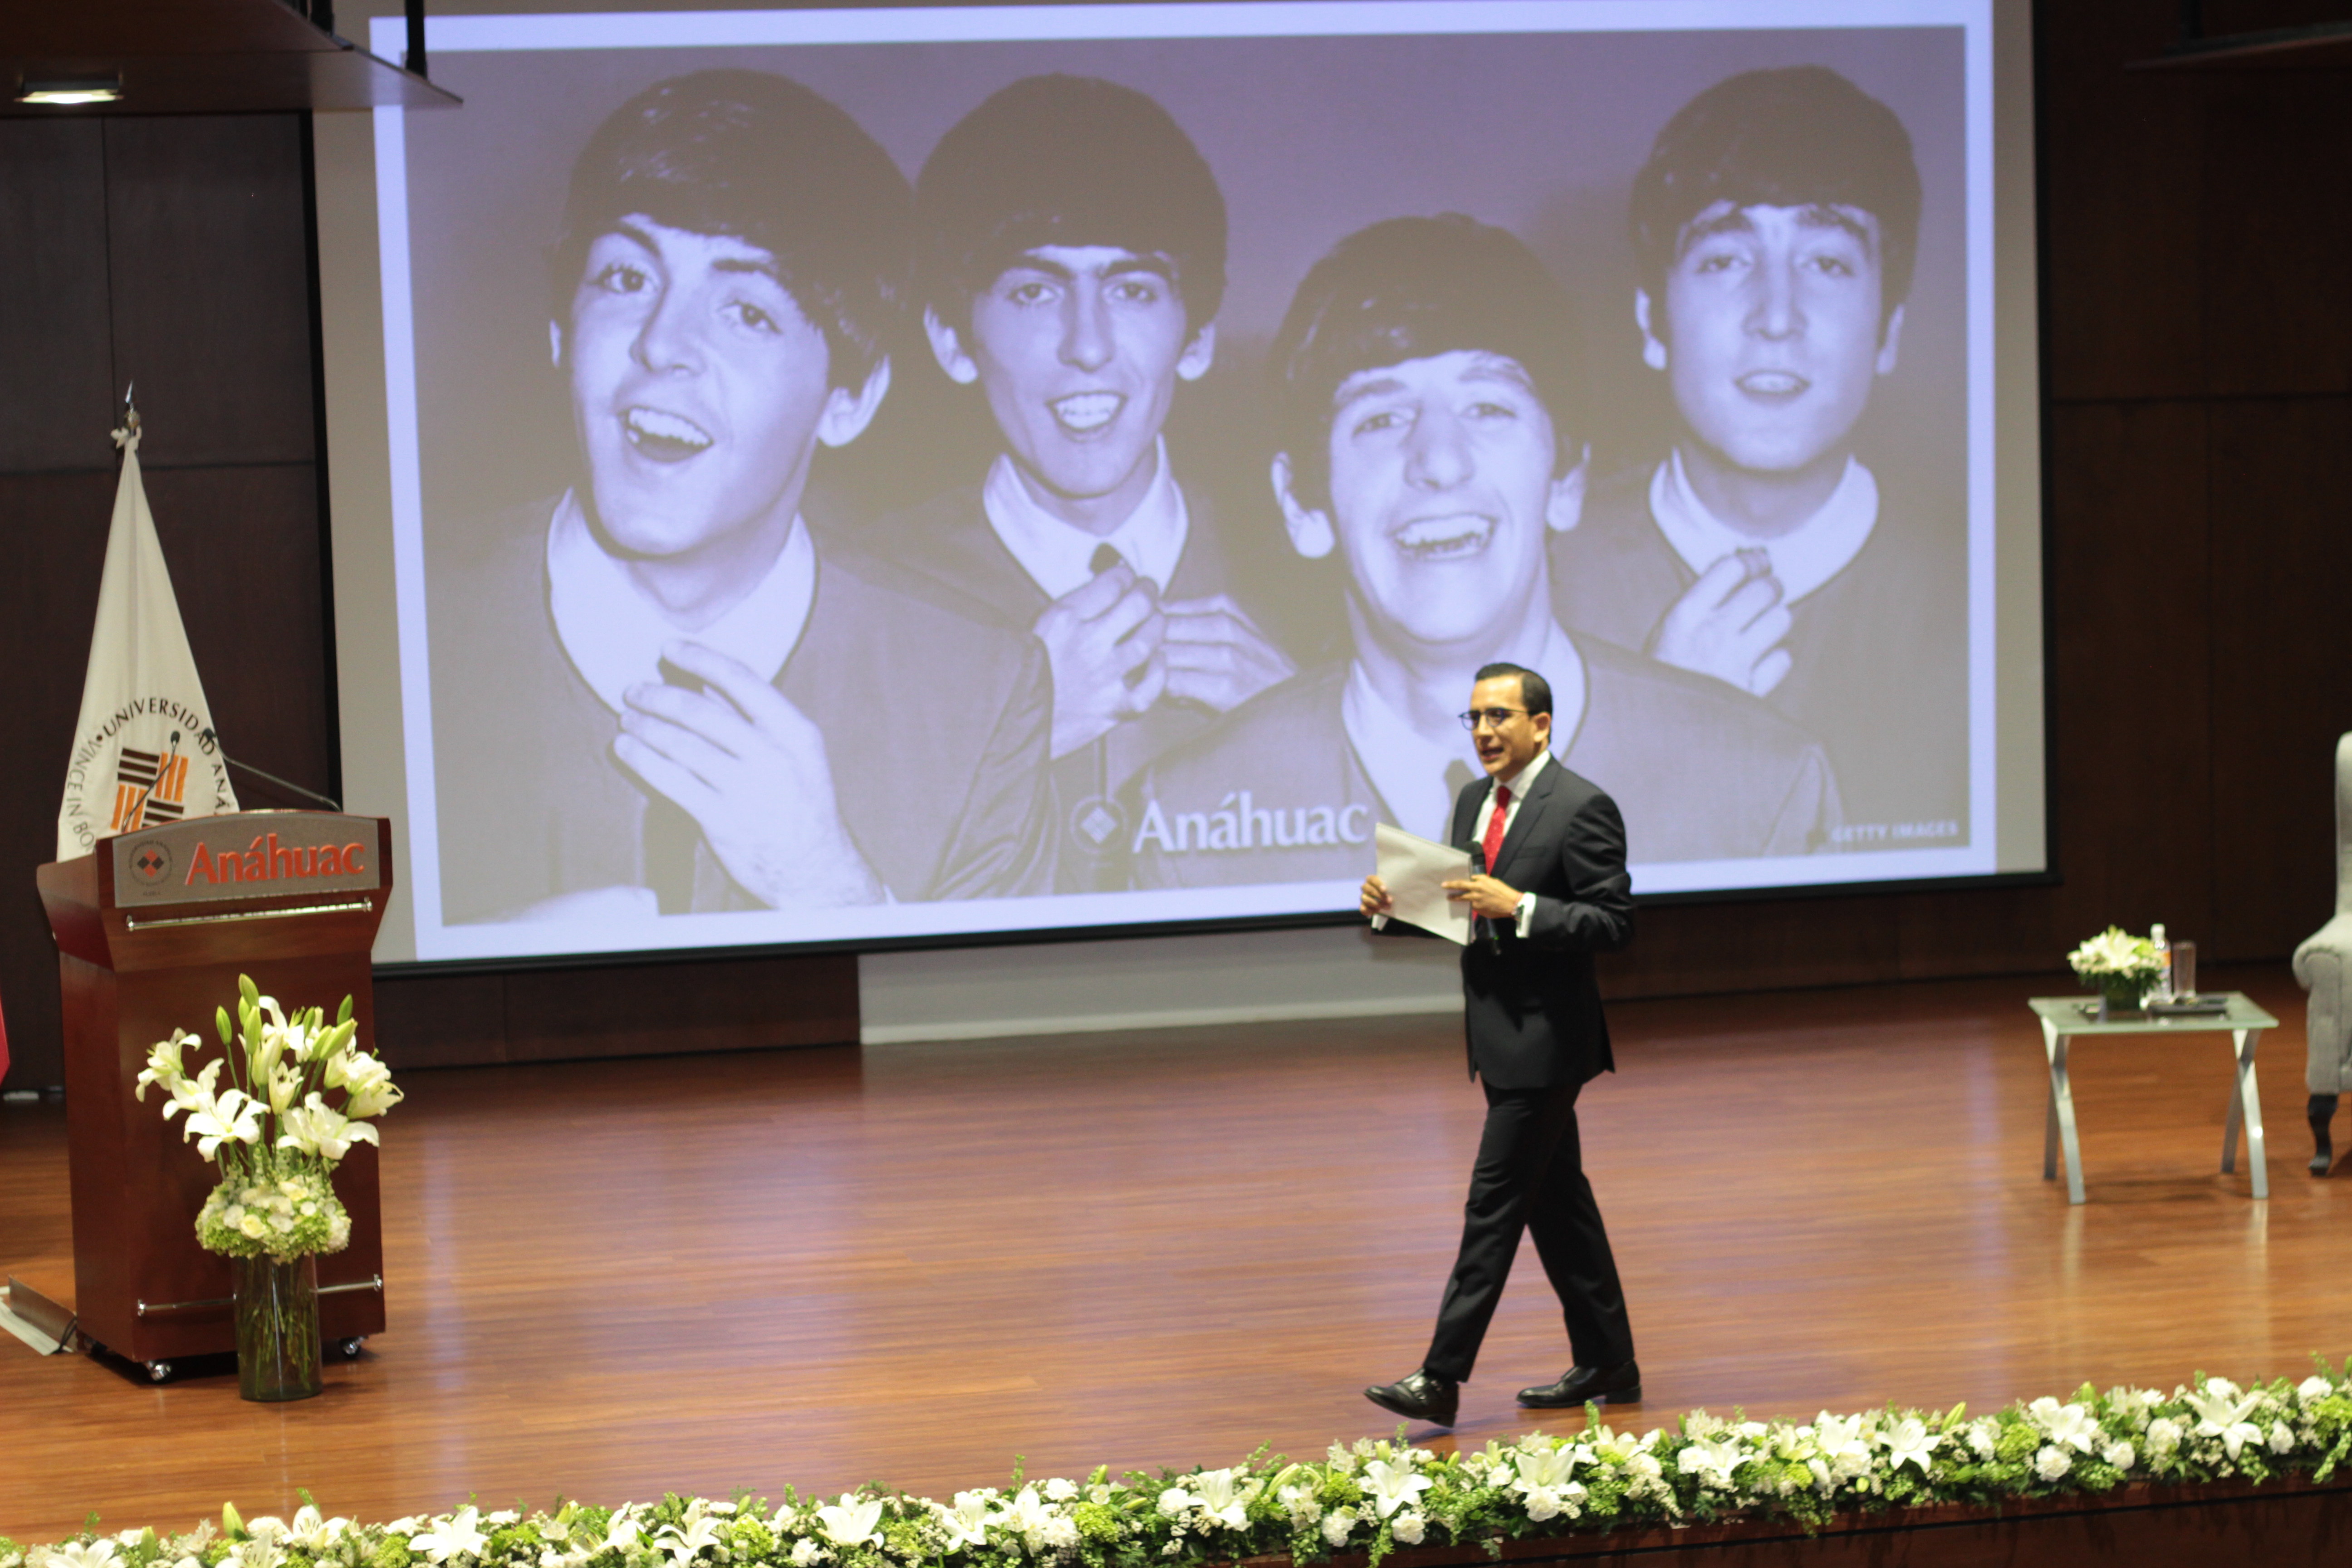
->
xmin=1290 ymin=349 xmax=1580 ymax=657
xmin=929 ymin=244 xmax=1215 ymax=532
xmin=1645 ymin=200 xmax=1902 ymax=477
xmin=561 ymin=217 xmax=850 ymax=565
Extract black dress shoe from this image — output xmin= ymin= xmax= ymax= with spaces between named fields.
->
xmin=1365 ymin=1369 xmax=1459 ymax=1427
xmin=1517 ymin=1361 xmax=1641 ymax=1408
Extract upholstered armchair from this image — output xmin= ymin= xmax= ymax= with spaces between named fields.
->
xmin=2292 ymin=731 xmax=2352 ymax=1175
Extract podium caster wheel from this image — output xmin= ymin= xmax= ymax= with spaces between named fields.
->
xmin=146 ymin=1361 xmax=172 ymax=1383
xmin=336 ymin=1337 xmax=365 ymax=1358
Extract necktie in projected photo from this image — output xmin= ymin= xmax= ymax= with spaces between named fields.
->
xmin=1483 ymin=784 xmax=1512 ymax=872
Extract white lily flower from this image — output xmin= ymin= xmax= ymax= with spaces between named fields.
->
xmin=1880 ymin=1418 xmax=1939 ymax=1475
xmin=266 ymin=1061 xmax=303 ymax=1117
xmin=598 ymin=1513 xmax=642 ymax=1553
xmin=1813 ymin=1413 xmax=1872 ymax=1477
xmin=2027 ymin=1397 xmax=2102 ymax=1454
xmin=2185 ymin=1382 xmax=2264 ymax=1440
xmin=657 ymin=1511 xmax=723 ymax=1564
xmin=283 ymin=1508 xmax=349 ymax=1550
xmin=933 ymin=1493 xmax=992 ymax=1548
xmin=279 ymin=1093 xmax=377 ymax=1161
xmin=1188 ymin=1469 xmax=1249 ymax=1530
xmin=1511 ymin=1445 xmax=1583 ymax=1494
xmin=135 ymin=1032 xmax=199 ymax=1101
xmin=813 ymin=1495 xmax=882 ymax=1549
xmin=1677 ymin=1434 xmax=1749 ymax=1490
xmin=47 ymin=1544 xmax=120 ymax=1568
xmin=182 ymin=1086 xmax=265 ymax=1159
xmin=411 ymin=1507 xmax=490 ymax=1563
xmin=993 ymin=1487 xmax=1054 ymax=1552
xmin=1359 ymin=1457 xmax=1431 ymax=1519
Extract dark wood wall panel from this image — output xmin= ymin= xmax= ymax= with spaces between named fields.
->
xmin=8 ymin=8 xmax=2352 ymax=1086
xmin=2037 ymin=2 xmax=2207 ymax=402
xmin=2207 ymin=397 xmax=2352 ymax=958
xmin=101 ymin=117 xmax=318 ymax=470
xmin=2198 ymin=80 xmax=2352 ymax=399
xmin=142 ymin=464 xmax=335 ymax=802
xmin=0 ymin=470 xmax=123 ymax=1090
xmin=0 ymin=121 xmax=115 ymax=475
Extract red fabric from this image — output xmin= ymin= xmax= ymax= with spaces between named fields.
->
xmin=1481 ymin=783 xmax=1512 ymax=872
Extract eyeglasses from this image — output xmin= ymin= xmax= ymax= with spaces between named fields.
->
xmin=1457 ymin=707 xmax=1532 ymax=731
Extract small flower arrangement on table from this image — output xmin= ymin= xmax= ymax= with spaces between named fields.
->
xmin=133 ymin=974 xmax=401 ymax=1398
xmin=2067 ymin=926 xmax=2163 ymax=1016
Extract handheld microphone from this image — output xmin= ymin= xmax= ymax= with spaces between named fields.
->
xmin=1469 ymin=845 xmax=1500 ymax=955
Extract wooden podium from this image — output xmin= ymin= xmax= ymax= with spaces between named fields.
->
xmin=34 ymin=810 xmax=393 ymax=1381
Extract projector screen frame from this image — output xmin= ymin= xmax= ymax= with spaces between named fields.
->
xmin=312 ymin=0 xmax=2050 ymax=972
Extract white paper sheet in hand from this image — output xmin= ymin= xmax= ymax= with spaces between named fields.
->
xmin=1373 ymin=822 xmax=1474 ymax=945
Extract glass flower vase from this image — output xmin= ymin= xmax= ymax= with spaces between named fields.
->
xmin=234 ymin=1252 xmax=323 ymax=1401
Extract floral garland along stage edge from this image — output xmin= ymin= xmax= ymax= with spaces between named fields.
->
xmin=8 ymin=1366 xmax=2352 ymax=1568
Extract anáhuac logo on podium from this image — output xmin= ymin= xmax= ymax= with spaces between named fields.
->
xmin=55 ymin=406 xmax=239 ymax=861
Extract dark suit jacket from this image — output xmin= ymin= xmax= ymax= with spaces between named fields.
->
xmin=428 ymin=498 xmax=1056 ymax=922
xmin=1551 ymin=461 xmax=1967 ymax=839
xmin=1446 ymin=759 xmax=1634 ymax=1089
xmin=857 ymin=477 xmax=1236 ymax=888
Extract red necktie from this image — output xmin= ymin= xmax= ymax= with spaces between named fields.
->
xmin=1481 ymin=783 xmax=1511 ymax=872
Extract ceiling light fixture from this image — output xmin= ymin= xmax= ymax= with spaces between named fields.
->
xmin=18 ymin=76 xmax=124 ymax=107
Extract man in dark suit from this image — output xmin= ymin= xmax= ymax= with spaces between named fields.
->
xmin=1358 ymin=660 xmax=1639 ymax=1429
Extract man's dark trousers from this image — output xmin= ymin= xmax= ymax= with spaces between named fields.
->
xmin=1421 ymin=1078 xmax=1634 ymax=1382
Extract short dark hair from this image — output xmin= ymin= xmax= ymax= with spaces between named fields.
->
xmin=552 ymin=69 xmax=909 ymax=389
xmin=1476 ymin=662 xmax=1552 ymax=719
xmin=916 ymin=74 xmax=1227 ymax=333
xmin=1630 ymin=65 xmax=1921 ymax=330
xmin=1267 ymin=214 xmax=1583 ymax=513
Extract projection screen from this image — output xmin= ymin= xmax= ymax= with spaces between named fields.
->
xmin=316 ymin=0 xmax=2044 ymax=965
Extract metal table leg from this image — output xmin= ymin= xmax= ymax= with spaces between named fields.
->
xmin=2221 ymin=1026 xmax=2269 ymax=1199
xmin=2043 ymin=1019 xmax=2085 ymax=1203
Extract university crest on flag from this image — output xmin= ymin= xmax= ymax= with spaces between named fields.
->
xmin=55 ymin=405 xmax=239 ymax=861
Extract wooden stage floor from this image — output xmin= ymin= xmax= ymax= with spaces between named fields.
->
xmin=2 ymin=966 xmax=2343 ymax=1542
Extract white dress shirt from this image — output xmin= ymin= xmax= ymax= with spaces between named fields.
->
xmin=981 ymin=435 xmax=1190 ymax=598
xmin=1649 ymin=447 xmax=1879 ymax=605
xmin=545 ymin=489 xmax=816 ymax=714
xmin=1469 ymin=750 xmax=1548 ymax=937
xmin=1343 ymin=620 xmax=1589 ymax=842
xmin=1356 ymin=628 xmax=1586 ymax=937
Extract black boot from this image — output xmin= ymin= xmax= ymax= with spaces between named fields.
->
xmin=2310 ymin=1094 xmax=2338 ymax=1176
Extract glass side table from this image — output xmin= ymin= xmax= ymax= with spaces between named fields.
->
xmin=2027 ymin=993 xmax=2280 ymax=1204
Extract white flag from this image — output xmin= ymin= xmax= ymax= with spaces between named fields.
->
xmin=55 ymin=413 xmax=238 ymax=861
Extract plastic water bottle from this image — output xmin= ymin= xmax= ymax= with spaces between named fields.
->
xmin=2150 ymin=923 xmax=2173 ymax=1004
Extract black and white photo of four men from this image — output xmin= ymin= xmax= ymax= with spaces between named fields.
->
xmin=431 ymin=58 xmax=1961 ymax=923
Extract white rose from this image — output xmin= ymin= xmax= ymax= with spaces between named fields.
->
xmin=1043 ymin=1479 xmax=1077 ymax=1503
xmin=2297 ymin=1375 xmax=2334 ymax=1402
xmin=240 ymin=1213 xmax=269 ymax=1239
xmin=2102 ymin=1442 xmax=2135 ymax=1471
xmin=1522 ymin=1487 xmax=1560 ymax=1523
xmin=1042 ymin=1517 xmax=1078 ymax=1550
xmin=1320 ymin=1508 xmax=1357 ymax=1547
xmin=2146 ymin=1418 xmax=2182 ymax=1455
xmin=2034 ymin=1446 xmax=2071 ymax=1482
xmin=1967 ymin=1423 xmax=1998 ymax=1460
xmin=1389 ymin=1514 xmax=1425 ymax=1546
xmin=2270 ymin=1422 xmax=2296 ymax=1454
xmin=787 ymin=1541 xmax=823 ymax=1567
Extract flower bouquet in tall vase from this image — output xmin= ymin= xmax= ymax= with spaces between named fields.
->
xmin=135 ymin=975 xmax=402 ymax=1401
